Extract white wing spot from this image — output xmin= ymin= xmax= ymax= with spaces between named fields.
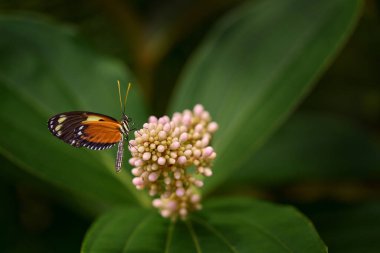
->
xmin=58 ymin=116 xmax=67 ymax=123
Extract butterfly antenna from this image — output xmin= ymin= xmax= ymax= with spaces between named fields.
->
xmin=117 ymin=80 xmax=123 ymax=113
xmin=123 ymin=82 xmax=132 ymax=114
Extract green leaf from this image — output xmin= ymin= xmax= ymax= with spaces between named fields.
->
xmin=229 ymin=112 xmax=380 ymax=186
xmin=0 ymin=16 xmax=150 ymax=210
xmin=81 ymin=198 xmax=327 ymax=253
xmin=169 ymin=0 xmax=363 ymax=193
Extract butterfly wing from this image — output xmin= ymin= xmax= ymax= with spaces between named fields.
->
xmin=48 ymin=111 xmax=122 ymax=150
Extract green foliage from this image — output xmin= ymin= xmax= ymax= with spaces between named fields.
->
xmin=82 ymin=198 xmax=326 ymax=253
xmin=0 ymin=16 xmax=150 ymax=210
xmin=0 ymin=0 xmax=371 ymax=252
xmin=170 ymin=0 xmax=363 ymax=193
xmin=229 ymin=112 xmax=380 ymax=186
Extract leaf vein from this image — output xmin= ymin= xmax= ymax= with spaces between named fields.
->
xmin=245 ymin=219 xmax=294 ymax=253
xmin=164 ymin=220 xmax=175 ymax=253
xmin=185 ymin=220 xmax=202 ymax=253
xmin=122 ymin=212 xmax=155 ymax=252
xmin=192 ymin=217 xmax=238 ymax=253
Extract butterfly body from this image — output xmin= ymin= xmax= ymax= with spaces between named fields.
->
xmin=48 ymin=111 xmax=132 ymax=172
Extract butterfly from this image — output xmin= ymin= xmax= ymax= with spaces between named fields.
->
xmin=47 ymin=81 xmax=134 ymax=172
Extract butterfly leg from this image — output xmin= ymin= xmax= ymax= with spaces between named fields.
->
xmin=115 ymin=138 xmax=124 ymax=172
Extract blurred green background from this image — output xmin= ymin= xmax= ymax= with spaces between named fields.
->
xmin=0 ymin=0 xmax=379 ymax=252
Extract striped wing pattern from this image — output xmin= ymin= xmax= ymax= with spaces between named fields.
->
xmin=48 ymin=111 xmax=122 ymax=150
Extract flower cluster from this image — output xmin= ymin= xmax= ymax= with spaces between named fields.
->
xmin=128 ymin=104 xmax=218 ymax=219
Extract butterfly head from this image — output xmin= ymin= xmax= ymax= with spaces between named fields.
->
xmin=120 ymin=113 xmax=134 ymax=135
xmin=122 ymin=113 xmax=132 ymax=122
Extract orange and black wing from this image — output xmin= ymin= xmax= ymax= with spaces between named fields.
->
xmin=48 ymin=111 xmax=122 ymax=150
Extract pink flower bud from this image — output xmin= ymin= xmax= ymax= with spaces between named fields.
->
xmin=194 ymin=180 xmax=204 ymax=188
xmin=158 ymin=157 xmax=166 ymax=165
xmin=195 ymin=140 xmax=202 ymax=148
xmin=204 ymin=168 xmax=213 ymax=177
xmin=131 ymin=168 xmax=141 ymax=176
xmin=191 ymin=194 xmax=201 ymax=203
xmin=163 ymin=123 xmax=171 ymax=132
xmin=194 ymin=123 xmax=203 ymax=133
xmin=177 ymin=156 xmax=187 ymax=164
xmin=193 ymin=132 xmax=201 ymax=139
xmin=208 ymin=122 xmax=218 ymax=133
xmin=201 ymin=136 xmax=210 ymax=147
xmin=170 ymin=141 xmax=180 ymax=150
xmin=141 ymin=133 xmax=149 ymax=141
xmin=149 ymin=116 xmax=158 ymax=123
xmin=148 ymin=172 xmax=159 ymax=182
xmin=142 ymin=152 xmax=151 ymax=160
xmin=203 ymin=146 xmax=214 ymax=157
xmin=164 ymin=177 xmax=171 ymax=184
xmin=129 ymin=157 xmax=137 ymax=166
xmin=184 ymin=149 xmax=192 ymax=157
xmin=179 ymin=132 xmax=188 ymax=142
xmin=156 ymin=145 xmax=165 ymax=153
xmin=179 ymin=208 xmax=188 ymax=217
xmin=134 ymin=159 xmax=143 ymax=167
xmin=152 ymin=199 xmax=161 ymax=207
xmin=176 ymin=188 xmax=185 ymax=197
xmin=174 ymin=171 xmax=181 ymax=179
xmin=167 ymin=200 xmax=177 ymax=211
xmin=193 ymin=104 xmax=204 ymax=116
xmin=132 ymin=177 xmax=144 ymax=186
xmin=182 ymin=113 xmax=192 ymax=126
xmin=158 ymin=131 xmax=167 ymax=140
xmin=161 ymin=210 xmax=171 ymax=218
xmin=172 ymin=113 xmax=182 ymax=124
xmin=193 ymin=149 xmax=201 ymax=158
xmin=151 ymin=164 xmax=158 ymax=171
xmin=201 ymin=111 xmax=210 ymax=121
xmin=158 ymin=116 xmax=170 ymax=124
xmin=172 ymin=127 xmax=180 ymax=137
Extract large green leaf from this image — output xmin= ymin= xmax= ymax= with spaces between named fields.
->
xmin=0 ymin=16 xmax=150 ymax=210
xmin=81 ymin=198 xmax=326 ymax=253
xmin=229 ymin=112 xmax=380 ymax=186
xmin=169 ymin=0 xmax=362 ymax=192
